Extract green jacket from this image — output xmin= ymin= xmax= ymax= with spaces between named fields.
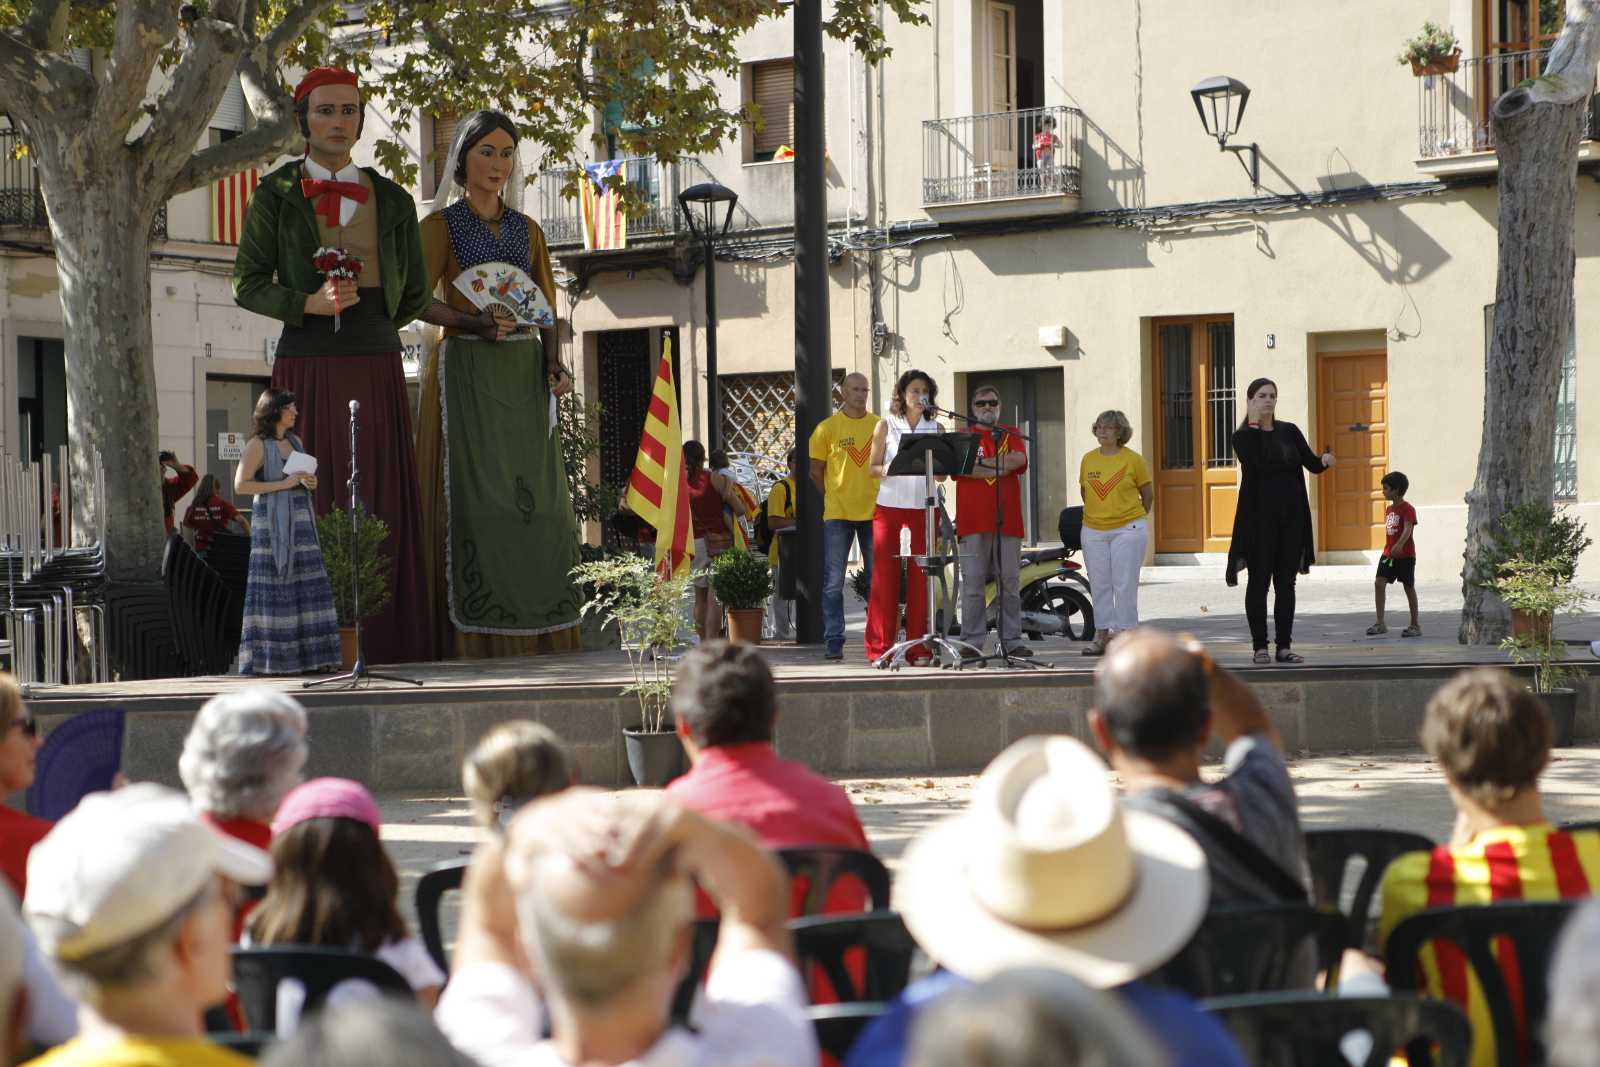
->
xmin=232 ymin=160 xmax=431 ymax=329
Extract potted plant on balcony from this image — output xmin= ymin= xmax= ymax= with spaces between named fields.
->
xmin=1495 ymin=555 xmax=1591 ymax=747
xmin=571 ymin=553 xmax=691 ymax=785
xmin=315 ymin=507 xmax=394 ymax=669
xmin=710 ymin=547 xmax=772 ymax=644
xmin=1399 ymin=22 xmax=1461 ymax=76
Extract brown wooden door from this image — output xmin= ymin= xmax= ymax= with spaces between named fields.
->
xmin=1317 ymin=351 xmax=1389 ymax=551
xmin=1152 ymin=317 xmax=1238 ymax=554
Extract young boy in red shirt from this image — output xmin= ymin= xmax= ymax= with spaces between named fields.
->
xmin=1368 ymin=471 xmax=1420 ymax=637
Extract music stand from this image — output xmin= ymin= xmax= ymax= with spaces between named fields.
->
xmin=874 ymin=433 xmax=983 ymax=670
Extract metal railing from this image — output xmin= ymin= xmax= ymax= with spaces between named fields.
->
xmin=1418 ymin=48 xmax=1595 ymax=157
xmin=1 ymin=128 xmax=168 ymax=238
xmin=534 ymin=155 xmax=683 ymax=247
xmin=923 ymin=104 xmax=1084 ymax=205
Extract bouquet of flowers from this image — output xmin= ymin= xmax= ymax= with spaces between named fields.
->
xmin=312 ymin=246 xmax=364 ymax=332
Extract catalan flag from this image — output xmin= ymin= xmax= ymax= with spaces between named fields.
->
xmin=726 ymin=478 xmax=761 ymax=551
xmin=579 ymin=159 xmax=628 ymax=251
xmin=211 ymin=168 xmax=259 ymax=244
xmin=624 ymin=337 xmax=692 ymax=578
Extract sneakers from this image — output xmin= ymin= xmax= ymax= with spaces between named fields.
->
xmin=824 ymin=641 xmax=844 ymax=661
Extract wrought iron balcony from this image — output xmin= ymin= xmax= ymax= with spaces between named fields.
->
xmin=1418 ymin=48 xmax=1595 ymax=160
xmin=923 ymin=104 xmax=1083 ymax=217
xmin=534 ymin=155 xmax=683 ymax=249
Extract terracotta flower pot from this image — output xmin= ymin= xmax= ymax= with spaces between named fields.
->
xmin=1411 ymin=50 xmax=1461 ymax=76
xmin=1511 ymin=609 xmax=1552 ymax=643
xmin=726 ymin=607 xmax=766 ymax=644
xmin=338 ymin=627 xmax=358 ymax=670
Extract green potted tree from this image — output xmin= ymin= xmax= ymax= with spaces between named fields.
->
xmin=1496 ymin=556 xmax=1591 ymax=747
xmin=710 ymin=547 xmax=773 ymax=644
xmin=315 ymin=507 xmax=394 ymax=669
xmin=1399 ymin=22 xmax=1461 ymax=76
xmin=571 ymin=554 xmax=691 ymax=785
xmin=1472 ymin=503 xmax=1591 ymax=637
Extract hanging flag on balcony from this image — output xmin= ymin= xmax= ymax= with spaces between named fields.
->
xmin=624 ymin=336 xmax=692 ymax=578
xmin=579 ymin=159 xmax=628 ymax=251
xmin=211 ymin=168 xmax=259 ymax=244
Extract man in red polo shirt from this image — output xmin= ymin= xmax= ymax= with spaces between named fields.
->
xmin=159 ymin=450 xmax=199 ymax=535
xmin=953 ymin=385 xmax=1029 ymax=663
xmin=669 ymin=640 xmax=871 ymax=918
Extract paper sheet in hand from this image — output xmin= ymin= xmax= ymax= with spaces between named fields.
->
xmin=283 ymin=451 xmax=317 ymax=476
xmin=452 ymin=263 xmax=556 ymax=328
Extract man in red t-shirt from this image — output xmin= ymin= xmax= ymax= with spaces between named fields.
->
xmin=159 ymin=450 xmax=198 ymax=535
xmin=953 ymin=386 xmax=1029 ymax=662
xmin=1369 ymin=470 xmax=1420 ymax=638
xmin=181 ymin=476 xmax=249 ymax=554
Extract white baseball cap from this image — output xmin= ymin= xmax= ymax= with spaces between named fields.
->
xmin=24 ymin=783 xmax=273 ymax=962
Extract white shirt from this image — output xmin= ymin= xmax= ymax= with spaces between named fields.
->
xmin=436 ymin=948 xmax=816 ymax=1067
xmin=876 ymin=412 xmax=942 ymax=510
xmin=302 ymin=155 xmax=363 ymax=227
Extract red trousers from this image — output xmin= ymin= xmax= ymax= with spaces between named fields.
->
xmin=865 ymin=505 xmax=929 ymax=661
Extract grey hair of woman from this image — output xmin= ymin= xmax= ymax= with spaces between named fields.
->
xmin=260 ymin=997 xmax=482 ymax=1067
xmin=178 ymin=688 xmax=309 ymax=822
xmin=1548 ymin=898 xmax=1600 ymax=1067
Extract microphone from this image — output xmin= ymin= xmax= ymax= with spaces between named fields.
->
xmin=349 ymin=400 xmax=360 ymax=415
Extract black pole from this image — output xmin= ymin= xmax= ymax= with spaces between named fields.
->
xmin=704 ymin=236 xmax=720 ymax=453
xmin=793 ymin=0 xmax=830 ymax=645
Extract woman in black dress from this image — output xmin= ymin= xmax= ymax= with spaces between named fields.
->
xmin=1225 ymin=378 xmax=1336 ymax=664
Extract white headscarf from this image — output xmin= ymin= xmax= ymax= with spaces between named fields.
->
xmin=431 ymin=110 xmax=526 ymax=217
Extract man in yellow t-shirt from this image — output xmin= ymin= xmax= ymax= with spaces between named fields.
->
xmin=808 ymin=372 xmax=880 ymax=660
xmin=764 ymin=449 xmax=799 ymax=641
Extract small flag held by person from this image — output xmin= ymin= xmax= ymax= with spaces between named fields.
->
xmin=579 ymin=159 xmax=628 ymax=251
xmin=624 ymin=338 xmax=693 ymax=578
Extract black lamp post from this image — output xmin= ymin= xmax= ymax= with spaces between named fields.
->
xmin=678 ymin=181 xmax=739 ymax=452
xmin=1190 ymin=76 xmax=1259 ymax=189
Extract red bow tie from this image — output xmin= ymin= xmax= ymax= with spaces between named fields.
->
xmin=300 ymin=177 xmax=369 ymax=227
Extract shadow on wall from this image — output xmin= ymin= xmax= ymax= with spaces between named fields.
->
xmin=1077 ymin=111 xmax=1149 ymax=212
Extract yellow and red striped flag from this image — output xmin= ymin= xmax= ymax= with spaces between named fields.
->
xmin=624 ymin=337 xmax=693 ymax=578
xmin=579 ymin=160 xmax=628 ymax=251
xmin=726 ymin=479 xmax=760 ymax=551
xmin=211 ymin=168 xmax=259 ymax=244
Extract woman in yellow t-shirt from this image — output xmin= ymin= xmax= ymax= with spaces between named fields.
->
xmin=1078 ymin=410 xmax=1153 ymax=655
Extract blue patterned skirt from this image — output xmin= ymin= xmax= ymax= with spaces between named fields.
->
xmin=239 ymin=493 xmax=341 ymax=675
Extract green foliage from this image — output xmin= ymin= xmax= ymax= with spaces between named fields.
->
xmin=314 ymin=506 xmax=394 ymax=627
xmin=1473 ymin=503 xmax=1592 ymax=588
xmin=557 ymin=392 xmax=620 ymax=528
xmin=1495 ymin=557 xmax=1591 ymax=693
xmin=710 ymin=547 xmax=771 ymax=610
xmin=1398 ymin=22 xmax=1459 ymax=66
xmin=848 ymin=564 xmax=871 ymax=604
xmin=572 ymin=554 xmax=688 ymax=732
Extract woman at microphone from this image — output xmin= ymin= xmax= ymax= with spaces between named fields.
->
xmin=864 ymin=369 xmax=943 ymax=665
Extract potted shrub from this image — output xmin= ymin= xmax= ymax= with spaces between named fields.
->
xmin=571 ymin=554 xmax=690 ymax=785
xmin=1496 ymin=556 xmax=1591 ymax=747
xmin=711 ymin=547 xmax=772 ymax=644
xmin=1399 ymin=22 xmax=1461 ymax=76
xmin=1472 ymin=503 xmax=1591 ymax=635
xmin=315 ymin=507 xmax=393 ymax=669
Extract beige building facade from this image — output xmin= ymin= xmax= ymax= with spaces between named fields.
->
xmin=1 ymin=0 xmax=1591 ymax=582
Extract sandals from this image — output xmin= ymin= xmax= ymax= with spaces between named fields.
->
xmin=1252 ymin=650 xmax=1271 ymax=664
xmin=1365 ymin=623 xmax=1388 ymax=636
xmin=1401 ymin=625 xmax=1422 ymax=638
xmin=1082 ymin=636 xmax=1108 ymax=657
xmin=1275 ymin=649 xmax=1305 ymax=664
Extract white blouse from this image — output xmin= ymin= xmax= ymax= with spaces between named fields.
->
xmin=876 ymin=412 xmax=942 ymax=510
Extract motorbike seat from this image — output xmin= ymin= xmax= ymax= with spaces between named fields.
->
xmin=1020 ymin=545 xmax=1070 ymax=566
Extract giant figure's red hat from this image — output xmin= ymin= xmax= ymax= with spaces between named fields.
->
xmin=294 ymin=67 xmax=360 ymax=103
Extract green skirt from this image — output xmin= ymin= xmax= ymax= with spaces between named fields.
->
xmin=439 ymin=334 xmax=580 ymax=634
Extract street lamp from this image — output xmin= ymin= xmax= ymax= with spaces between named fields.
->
xmin=1190 ymin=76 xmax=1259 ymax=189
xmin=678 ymin=181 xmax=739 ymax=452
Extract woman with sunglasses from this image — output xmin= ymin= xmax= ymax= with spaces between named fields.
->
xmin=0 ymin=674 xmax=48 ymax=897
xmin=1077 ymin=410 xmax=1153 ymax=655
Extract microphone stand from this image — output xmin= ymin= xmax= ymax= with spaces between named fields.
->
xmin=306 ymin=400 xmax=422 ymax=691
xmin=927 ymin=403 xmax=1047 ymax=671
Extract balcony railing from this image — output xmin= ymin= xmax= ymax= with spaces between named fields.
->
xmin=923 ymin=104 xmax=1083 ymax=206
xmin=1418 ymin=48 xmax=1594 ymax=158
xmin=534 ymin=156 xmax=682 ymax=248
xmin=1 ymin=128 xmax=167 ymax=238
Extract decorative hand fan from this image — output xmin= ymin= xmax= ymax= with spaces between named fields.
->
xmin=452 ymin=262 xmax=556 ymax=328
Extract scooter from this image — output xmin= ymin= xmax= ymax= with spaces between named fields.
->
xmin=935 ymin=505 xmax=1095 ymax=644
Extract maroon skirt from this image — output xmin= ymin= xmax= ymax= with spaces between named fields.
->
xmin=271 ymin=351 xmax=435 ymax=664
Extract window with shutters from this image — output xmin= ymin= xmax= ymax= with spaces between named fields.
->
xmin=431 ymin=113 xmax=460 ymax=196
xmin=744 ymin=60 xmax=794 ymax=163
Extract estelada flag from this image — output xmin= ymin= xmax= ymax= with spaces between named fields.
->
xmin=624 ymin=337 xmax=692 ymax=578
xmin=579 ymin=159 xmax=628 ymax=251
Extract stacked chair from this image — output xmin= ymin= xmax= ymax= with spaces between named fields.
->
xmin=161 ymin=533 xmax=241 ymax=676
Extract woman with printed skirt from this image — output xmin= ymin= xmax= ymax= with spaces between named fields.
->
xmin=864 ymin=369 xmax=943 ymax=664
xmin=236 ymin=389 xmax=341 ymax=675
xmin=415 ymin=110 xmax=583 ymax=658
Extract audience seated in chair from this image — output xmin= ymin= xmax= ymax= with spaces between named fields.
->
xmin=245 ymin=778 xmax=444 ymax=1014
xmin=1548 ymin=898 xmax=1600 ymax=1067
xmin=180 ymin=689 xmax=310 ymax=853
xmin=0 ymin=890 xmax=27 ymax=1067
xmin=844 ymin=736 xmax=1247 ymax=1067
xmin=1353 ymin=667 xmax=1600 ymax=1067
xmin=462 ymin=720 xmax=576 ymax=834
xmin=434 ymin=787 xmax=817 ymax=1067
xmin=0 ymin=676 xmax=49 ymax=899
xmin=21 ymin=784 xmax=273 ymax=1067
xmin=1088 ymin=629 xmax=1309 ymax=911
xmin=666 ymin=640 xmax=872 ymax=917
xmin=259 ymin=997 xmax=477 ymax=1067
